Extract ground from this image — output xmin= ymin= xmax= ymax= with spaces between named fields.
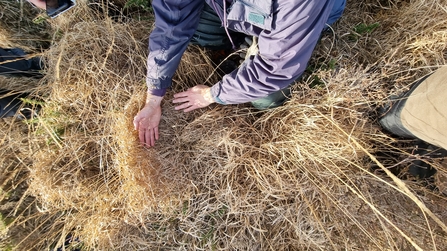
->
xmin=1 ymin=0 xmax=447 ymax=250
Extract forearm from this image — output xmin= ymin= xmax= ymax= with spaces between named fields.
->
xmin=210 ymin=58 xmax=300 ymax=105
xmin=146 ymin=0 xmax=205 ymax=90
xmin=210 ymin=0 xmax=334 ymax=105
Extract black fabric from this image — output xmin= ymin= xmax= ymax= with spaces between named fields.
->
xmin=408 ymin=140 xmax=447 ymax=179
xmin=0 ymin=89 xmax=28 ymax=118
xmin=0 ymin=48 xmax=43 ymax=118
xmin=0 ymin=48 xmax=42 ymax=77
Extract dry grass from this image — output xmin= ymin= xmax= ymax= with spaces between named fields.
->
xmin=1 ymin=0 xmax=447 ymax=250
xmin=0 ymin=0 xmax=51 ymax=52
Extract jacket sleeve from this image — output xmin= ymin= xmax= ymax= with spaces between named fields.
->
xmin=210 ymin=0 xmax=335 ymax=104
xmin=146 ymin=0 xmax=205 ymax=93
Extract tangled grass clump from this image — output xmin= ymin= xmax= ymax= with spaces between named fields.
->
xmin=1 ymin=0 xmax=447 ymax=250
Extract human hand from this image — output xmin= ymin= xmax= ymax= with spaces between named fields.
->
xmin=133 ymin=95 xmax=163 ymax=147
xmin=28 ymin=0 xmax=46 ymax=9
xmin=173 ymin=85 xmax=215 ymax=112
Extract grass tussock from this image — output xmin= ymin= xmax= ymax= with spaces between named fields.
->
xmin=1 ymin=0 xmax=447 ymax=250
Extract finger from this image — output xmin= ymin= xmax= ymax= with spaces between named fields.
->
xmin=145 ymin=129 xmax=152 ymax=147
xmin=133 ymin=117 xmax=140 ymax=130
xmin=183 ymin=105 xmax=197 ymax=112
xmin=172 ymin=97 xmax=190 ymax=104
xmin=173 ymin=91 xmax=190 ymax=98
xmin=154 ymin=126 xmax=159 ymax=141
xmin=150 ymin=128 xmax=155 ymax=146
xmin=138 ymin=127 xmax=145 ymax=145
xmin=174 ymin=102 xmax=192 ymax=111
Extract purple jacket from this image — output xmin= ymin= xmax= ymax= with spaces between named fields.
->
xmin=147 ymin=0 xmax=338 ymax=104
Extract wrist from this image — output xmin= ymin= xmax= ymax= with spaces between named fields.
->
xmin=203 ymin=87 xmax=215 ymax=104
xmin=146 ymin=92 xmax=163 ymax=106
xmin=209 ymin=84 xmax=225 ymax=104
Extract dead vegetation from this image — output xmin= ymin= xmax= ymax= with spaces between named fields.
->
xmin=1 ymin=0 xmax=447 ymax=250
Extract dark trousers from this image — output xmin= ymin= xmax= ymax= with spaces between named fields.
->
xmin=0 ymin=48 xmax=42 ymax=118
xmin=0 ymin=48 xmax=41 ymax=76
xmin=0 ymin=89 xmax=29 ymax=118
xmin=190 ymin=4 xmax=245 ymax=50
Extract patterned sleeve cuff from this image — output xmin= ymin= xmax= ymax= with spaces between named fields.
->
xmin=213 ymin=95 xmax=225 ymax=105
xmin=149 ymin=88 xmax=167 ymax=97
xmin=210 ymin=83 xmax=226 ymax=105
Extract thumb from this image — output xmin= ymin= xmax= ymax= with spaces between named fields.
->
xmin=133 ymin=116 xmax=140 ymax=130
